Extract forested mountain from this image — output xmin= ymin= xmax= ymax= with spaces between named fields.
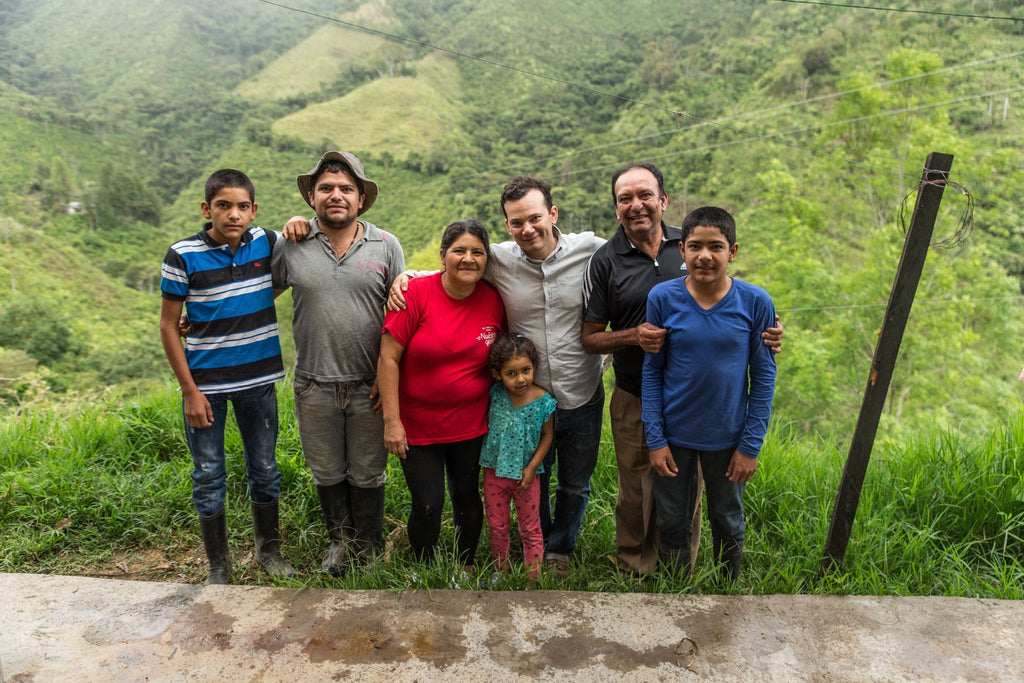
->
xmin=1 ymin=0 xmax=1022 ymax=441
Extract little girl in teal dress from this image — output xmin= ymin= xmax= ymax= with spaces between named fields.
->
xmin=479 ymin=334 xmax=556 ymax=581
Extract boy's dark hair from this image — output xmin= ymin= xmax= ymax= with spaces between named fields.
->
xmin=440 ymin=218 xmax=490 ymax=256
xmin=311 ymin=160 xmax=365 ymax=196
xmin=681 ymin=206 xmax=737 ymax=246
xmin=610 ymin=163 xmax=666 ymax=203
xmin=205 ymin=169 xmax=255 ymax=204
xmin=500 ymin=176 xmax=553 ymax=217
xmin=488 ymin=334 xmax=540 ymax=375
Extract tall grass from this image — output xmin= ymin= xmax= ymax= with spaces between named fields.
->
xmin=1 ymin=382 xmax=1021 ymax=597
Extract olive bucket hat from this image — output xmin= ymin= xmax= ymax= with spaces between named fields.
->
xmin=296 ymin=150 xmax=379 ymax=215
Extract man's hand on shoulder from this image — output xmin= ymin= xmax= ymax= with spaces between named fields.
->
xmin=762 ymin=315 xmax=784 ymax=354
xmin=282 ymin=216 xmax=311 ymax=244
xmin=636 ymin=322 xmax=667 ymax=353
xmin=387 ymin=273 xmax=412 ymax=312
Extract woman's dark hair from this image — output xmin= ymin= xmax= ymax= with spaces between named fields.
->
xmin=488 ymin=333 xmax=540 ymax=375
xmin=440 ymin=218 xmax=490 ymax=256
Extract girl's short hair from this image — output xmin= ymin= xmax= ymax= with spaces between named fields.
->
xmin=487 ymin=333 xmax=540 ymax=374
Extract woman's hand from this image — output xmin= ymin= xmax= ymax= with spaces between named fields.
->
xmin=384 ymin=418 xmax=408 ymax=459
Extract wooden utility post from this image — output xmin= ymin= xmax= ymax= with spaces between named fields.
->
xmin=821 ymin=152 xmax=954 ymax=572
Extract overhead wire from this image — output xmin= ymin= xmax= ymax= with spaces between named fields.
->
xmin=395 ymin=49 xmax=1024 ymax=184
xmin=778 ymin=295 xmax=1024 ymax=314
xmin=775 ymin=0 xmax=1024 ymax=23
xmin=383 ymin=85 xmax=1024 ymax=198
xmin=255 ymin=0 xmax=1019 ymax=249
xmin=253 ymin=0 xmax=1019 ymax=196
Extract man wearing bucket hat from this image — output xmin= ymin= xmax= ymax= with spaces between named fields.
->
xmin=271 ymin=151 xmax=405 ymax=575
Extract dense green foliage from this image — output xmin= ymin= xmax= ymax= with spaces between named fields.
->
xmin=1 ymin=0 xmax=1023 ymax=533
xmin=1 ymin=385 xmax=1021 ymax=595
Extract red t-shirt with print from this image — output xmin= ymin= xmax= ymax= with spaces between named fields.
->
xmin=383 ymin=273 xmax=506 ymax=445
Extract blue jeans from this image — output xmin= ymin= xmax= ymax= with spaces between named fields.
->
xmin=539 ymin=384 xmax=604 ymax=560
xmin=653 ymin=445 xmax=746 ymax=552
xmin=184 ymin=382 xmax=281 ymax=518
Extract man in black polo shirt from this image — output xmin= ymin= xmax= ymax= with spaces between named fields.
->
xmin=582 ymin=162 xmax=782 ymax=577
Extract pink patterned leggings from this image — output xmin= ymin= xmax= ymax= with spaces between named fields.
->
xmin=482 ymin=467 xmax=544 ymax=579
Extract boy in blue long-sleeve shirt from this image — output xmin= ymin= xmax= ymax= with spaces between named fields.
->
xmin=641 ymin=206 xmax=776 ymax=581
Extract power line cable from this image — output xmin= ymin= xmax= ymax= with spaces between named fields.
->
xmin=387 ymin=84 xmax=1023 ymax=198
xmin=384 ymin=52 xmax=1024 ymax=194
xmin=251 ymin=0 xmax=945 ymax=176
xmin=776 ymin=0 xmax=1024 ymax=22
xmin=779 ymin=295 xmax=1024 ymax=314
xmin=463 ymin=50 xmax=1024 ymax=181
xmin=254 ymin=0 xmax=1010 ymax=227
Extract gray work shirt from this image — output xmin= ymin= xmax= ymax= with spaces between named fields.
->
xmin=486 ymin=229 xmax=605 ymax=410
xmin=271 ymin=218 xmax=405 ymax=382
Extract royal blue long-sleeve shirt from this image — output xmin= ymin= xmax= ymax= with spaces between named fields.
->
xmin=641 ymin=276 xmax=777 ymax=458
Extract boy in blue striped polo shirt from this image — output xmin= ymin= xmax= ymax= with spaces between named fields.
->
xmin=160 ymin=169 xmax=293 ymax=584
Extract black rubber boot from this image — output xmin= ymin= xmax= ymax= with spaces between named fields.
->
xmin=251 ymin=500 xmax=296 ymax=578
xmin=658 ymin=546 xmax=689 ymax=575
xmin=200 ymin=510 xmax=232 ymax=585
xmin=714 ymin=537 xmax=743 ymax=583
xmin=317 ymin=481 xmax=354 ymax=576
xmin=350 ymin=484 xmax=385 ymax=565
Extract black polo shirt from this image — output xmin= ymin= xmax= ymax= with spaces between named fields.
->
xmin=582 ymin=222 xmax=687 ymax=396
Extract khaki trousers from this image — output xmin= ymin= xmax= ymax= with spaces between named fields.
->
xmin=610 ymin=386 xmax=702 ymax=575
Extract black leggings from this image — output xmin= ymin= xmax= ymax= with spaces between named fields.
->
xmin=400 ymin=436 xmax=483 ymax=566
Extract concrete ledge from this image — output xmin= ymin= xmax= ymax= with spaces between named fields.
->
xmin=2 ymin=573 xmax=1021 ymax=681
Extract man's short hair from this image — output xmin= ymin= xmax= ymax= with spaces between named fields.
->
xmin=681 ymin=206 xmax=737 ymax=246
xmin=500 ymin=176 xmax=553 ymax=218
xmin=205 ymin=169 xmax=255 ymax=204
xmin=610 ymin=163 xmax=666 ymax=203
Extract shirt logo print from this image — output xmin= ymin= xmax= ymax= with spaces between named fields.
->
xmin=478 ymin=325 xmax=499 ymax=347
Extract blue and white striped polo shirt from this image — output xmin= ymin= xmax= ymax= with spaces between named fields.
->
xmin=161 ymin=225 xmax=285 ymax=394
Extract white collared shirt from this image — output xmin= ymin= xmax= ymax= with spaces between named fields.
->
xmin=485 ymin=229 xmax=606 ymax=409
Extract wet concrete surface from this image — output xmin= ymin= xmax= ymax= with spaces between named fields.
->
xmin=2 ymin=572 xmax=1022 ymax=681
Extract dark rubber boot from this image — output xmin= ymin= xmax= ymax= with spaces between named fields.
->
xmin=251 ymin=500 xmax=296 ymax=578
xmin=714 ymin=538 xmax=743 ymax=583
xmin=658 ymin=546 xmax=692 ymax=587
xmin=200 ymin=510 xmax=232 ymax=585
xmin=350 ymin=484 xmax=385 ymax=565
xmin=317 ymin=481 xmax=354 ymax=576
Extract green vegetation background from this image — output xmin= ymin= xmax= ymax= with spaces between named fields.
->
xmin=1 ymin=0 xmax=1022 ymax=590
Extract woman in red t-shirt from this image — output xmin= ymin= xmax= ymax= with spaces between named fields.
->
xmin=378 ymin=219 xmax=507 ymax=568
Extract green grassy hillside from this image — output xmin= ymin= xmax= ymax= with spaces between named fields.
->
xmin=273 ymin=72 xmax=466 ymax=160
xmin=1 ymin=0 xmax=1022 ymax=439
xmin=0 ymin=0 xmax=338 ymax=107
xmin=235 ymin=24 xmax=393 ymax=101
